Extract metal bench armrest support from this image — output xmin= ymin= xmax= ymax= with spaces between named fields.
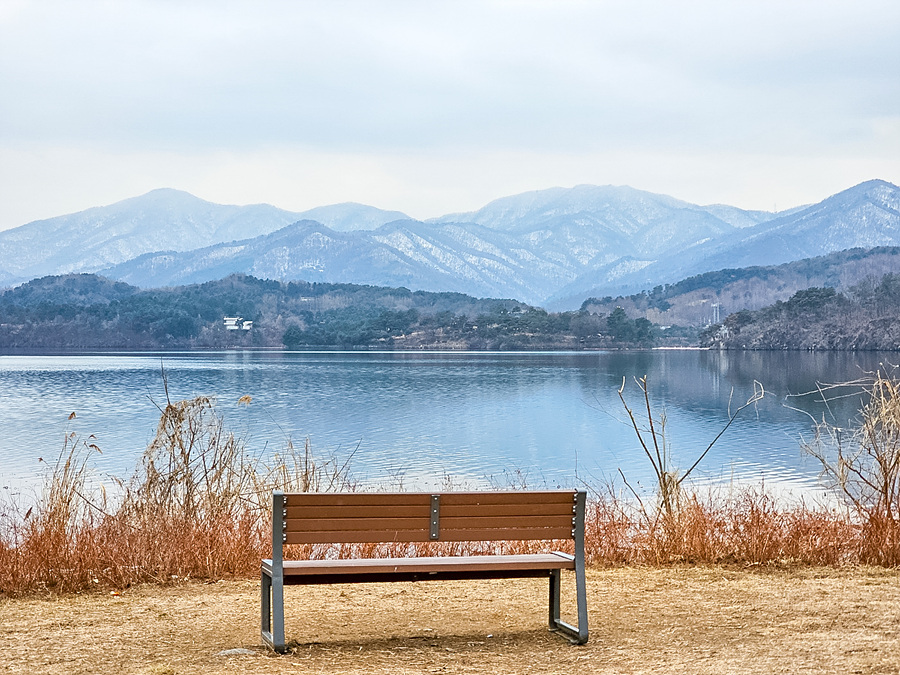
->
xmin=261 ymin=491 xmax=286 ymax=652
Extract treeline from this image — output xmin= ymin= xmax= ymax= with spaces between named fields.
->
xmin=282 ymin=304 xmax=660 ymax=350
xmin=0 ymin=273 xmax=661 ymax=350
xmin=700 ymin=273 xmax=900 ymax=350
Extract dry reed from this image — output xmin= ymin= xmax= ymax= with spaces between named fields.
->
xmin=2 ymin=371 xmax=899 ymax=597
xmin=0 ymin=392 xmax=355 ymax=596
xmin=802 ymin=367 xmax=900 ymax=565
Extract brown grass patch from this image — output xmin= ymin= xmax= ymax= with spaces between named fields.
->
xmin=2 ymin=566 xmax=899 ymax=674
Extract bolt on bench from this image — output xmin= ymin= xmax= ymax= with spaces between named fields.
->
xmin=261 ymin=490 xmax=588 ymax=651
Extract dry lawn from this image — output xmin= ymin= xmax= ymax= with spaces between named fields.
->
xmin=2 ymin=566 xmax=900 ymax=674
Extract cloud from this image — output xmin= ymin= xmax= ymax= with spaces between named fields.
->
xmin=0 ymin=0 xmax=898 ymax=229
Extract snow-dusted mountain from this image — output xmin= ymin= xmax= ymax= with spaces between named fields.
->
xmin=102 ymin=218 xmax=567 ymax=300
xmin=0 ymin=191 xmax=412 ymax=287
xmin=4 ymin=180 xmax=899 ymax=307
xmin=435 ymin=185 xmax=745 ymax=265
xmin=0 ymin=189 xmax=302 ymax=286
xmin=98 ymin=184 xmax=788 ymax=304
xmin=697 ymin=179 xmax=900 ymax=268
xmin=294 ymin=202 xmax=411 ymax=232
xmin=434 ymin=184 xmax=768 ymax=234
xmin=547 ymin=179 xmax=900 ymax=306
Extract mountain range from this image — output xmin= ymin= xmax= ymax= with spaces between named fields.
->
xmin=1 ymin=180 xmax=898 ymax=308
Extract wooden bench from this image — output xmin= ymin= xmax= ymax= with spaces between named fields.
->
xmin=261 ymin=490 xmax=588 ymax=651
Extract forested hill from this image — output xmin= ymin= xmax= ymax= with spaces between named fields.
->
xmin=0 ymin=274 xmax=658 ymax=350
xmin=580 ymin=246 xmax=900 ymax=327
xmin=699 ymin=274 xmax=900 ymax=350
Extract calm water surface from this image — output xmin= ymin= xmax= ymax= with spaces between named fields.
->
xmin=1 ymin=350 xmax=894 ymax=499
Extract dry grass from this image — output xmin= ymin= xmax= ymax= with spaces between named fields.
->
xmin=582 ymin=489 xmax=859 ymax=567
xmin=802 ymin=368 xmax=900 ymax=566
xmin=0 ymin=394 xmax=353 ymax=596
xmin=3 ymin=371 xmax=900 ymax=598
xmin=2 ymin=566 xmax=899 ymax=674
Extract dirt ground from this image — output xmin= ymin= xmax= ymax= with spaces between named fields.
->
xmin=2 ymin=566 xmax=900 ymax=674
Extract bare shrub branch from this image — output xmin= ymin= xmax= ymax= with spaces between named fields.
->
xmin=800 ymin=367 xmax=900 ymax=564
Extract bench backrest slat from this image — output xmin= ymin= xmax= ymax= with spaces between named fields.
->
xmin=279 ymin=490 xmax=578 ymax=544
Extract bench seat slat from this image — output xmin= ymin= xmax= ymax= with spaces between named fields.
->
xmin=440 ymin=515 xmax=573 ymax=529
xmin=263 ymin=553 xmax=575 ymax=577
xmin=285 ymin=517 xmax=430 ymax=532
xmin=282 ymin=491 xmax=575 ymax=508
xmin=283 ymin=493 xmax=432 ymax=507
xmin=437 ymin=526 xmax=574 ymax=541
xmin=284 ymin=526 xmax=574 ymax=544
xmin=283 ymin=514 xmax=573 ymax=533
xmin=441 ymin=503 xmax=575 ymax=517
xmin=285 ymin=505 xmax=429 ymax=519
xmin=440 ymin=492 xmax=575 ymax=505
xmin=284 ymin=502 xmax=576 ymax=519
xmin=285 ymin=530 xmax=432 ymax=544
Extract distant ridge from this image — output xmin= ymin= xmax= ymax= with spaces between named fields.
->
xmin=294 ymin=202 xmax=411 ymax=232
xmin=547 ymin=179 xmax=900 ymax=306
xmin=431 ymin=183 xmax=774 ymax=232
xmin=2 ymin=180 xmax=899 ymax=308
xmin=0 ymin=189 xmax=301 ymax=286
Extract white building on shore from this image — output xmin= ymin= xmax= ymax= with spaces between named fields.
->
xmin=224 ymin=316 xmax=252 ymax=331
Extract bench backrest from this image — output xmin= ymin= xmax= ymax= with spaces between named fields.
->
xmin=273 ymin=490 xmax=584 ymax=545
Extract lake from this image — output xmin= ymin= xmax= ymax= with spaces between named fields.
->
xmin=0 ymin=349 xmax=893 ymax=501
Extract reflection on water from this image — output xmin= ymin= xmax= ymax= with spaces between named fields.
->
xmin=0 ymin=350 xmax=894 ymax=500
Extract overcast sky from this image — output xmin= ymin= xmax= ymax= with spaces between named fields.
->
xmin=1 ymin=0 xmax=898 ymax=230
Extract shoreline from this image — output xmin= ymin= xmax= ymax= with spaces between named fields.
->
xmin=3 ymin=344 xmax=899 ymax=356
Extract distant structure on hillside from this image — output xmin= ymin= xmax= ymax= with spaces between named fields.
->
xmin=224 ymin=316 xmax=252 ymax=330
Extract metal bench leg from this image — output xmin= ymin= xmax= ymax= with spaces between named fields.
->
xmin=261 ymin=567 xmax=287 ymax=652
xmin=572 ymin=556 xmax=589 ymax=644
xmin=261 ymin=570 xmax=271 ymax=643
xmin=271 ymin=574 xmax=286 ymax=652
xmin=549 ymin=569 xmax=561 ymax=629
xmin=549 ymin=568 xmax=588 ymax=644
